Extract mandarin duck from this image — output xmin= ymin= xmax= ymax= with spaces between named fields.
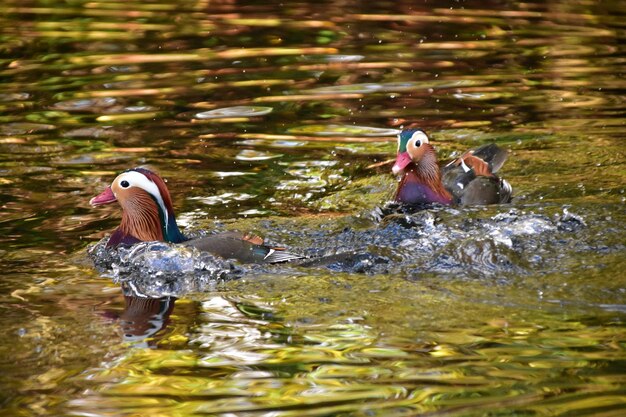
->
xmin=90 ymin=167 xmax=301 ymax=263
xmin=392 ymin=129 xmax=512 ymax=206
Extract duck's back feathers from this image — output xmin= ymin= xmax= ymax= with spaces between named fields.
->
xmin=184 ymin=231 xmax=304 ymax=264
xmin=470 ymin=143 xmax=508 ymax=174
xmin=442 ymin=143 xmax=507 ymax=178
xmin=261 ymin=248 xmax=305 ymax=264
xmin=441 ymin=143 xmax=512 ymax=205
xmin=459 ymin=176 xmax=512 ymax=205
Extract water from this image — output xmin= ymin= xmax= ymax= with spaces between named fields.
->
xmin=1 ymin=0 xmax=625 ymax=416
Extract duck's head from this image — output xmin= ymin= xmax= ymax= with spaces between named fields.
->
xmin=392 ymin=129 xmax=434 ymax=176
xmin=90 ymin=167 xmax=186 ymax=247
xmin=392 ymin=129 xmax=452 ymax=206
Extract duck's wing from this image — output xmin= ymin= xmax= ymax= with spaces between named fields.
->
xmin=184 ymin=231 xmax=304 ymax=264
xmin=442 ymin=144 xmax=511 ymax=204
xmin=471 ymin=143 xmax=508 ymax=173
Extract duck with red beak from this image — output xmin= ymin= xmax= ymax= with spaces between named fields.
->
xmin=393 ymin=129 xmax=512 ymax=206
xmin=90 ymin=167 xmax=301 ymax=264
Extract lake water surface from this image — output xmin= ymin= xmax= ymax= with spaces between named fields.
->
xmin=1 ymin=1 xmax=625 ymax=416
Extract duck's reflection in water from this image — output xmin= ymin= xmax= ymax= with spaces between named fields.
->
xmin=118 ymin=284 xmax=176 ymax=347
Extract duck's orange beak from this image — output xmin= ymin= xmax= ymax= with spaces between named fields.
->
xmin=90 ymin=186 xmax=117 ymax=206
xmin=392 ymin=152 xmax=412 ymax=176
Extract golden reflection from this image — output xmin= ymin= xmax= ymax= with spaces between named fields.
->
xmin=67 ymin=47 xmax=338 ymax=66
xmin=1 ymin=0 xmax=626 ymax=416
xmin=254 ymin=93 xmax=364 ymax=102
xmin=109 ymin=147 xmax=155 ymax=153
xmin=234 ymin=133 xmax=393 ymax=143
xmin=349 ymin=13 xmax=488 ymax=23
xmin=96 ymin=112 xmax=163 ymax=122
xmin=84 ymin=2 xmax=179 ymax=11
xmin=192 ymin=117 xmax=253 ymax=123
xmin=4 ymin=6 xmax=157 ymax=18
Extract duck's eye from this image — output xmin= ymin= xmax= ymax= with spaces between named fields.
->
xmin=410 ymin=131 xmax=429 ymax=148
xmin=120 ymin=180 xmax=130 ymax=188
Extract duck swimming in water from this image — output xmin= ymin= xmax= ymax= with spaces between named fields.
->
xmin=90 ymin=167 xmax=301 ymax=264
xmin=392 ymin=129 xmax=512 ymax=206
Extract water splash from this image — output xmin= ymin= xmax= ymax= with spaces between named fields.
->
xmin=88 ymin=238 xmax=244 ymax=297
xmin=87 ymin=207 xmax=590 ymax=296
xmin=293 ymin=206 xmax=589 ymax=279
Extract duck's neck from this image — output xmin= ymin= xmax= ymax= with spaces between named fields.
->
xmin=395 ymin=149 xmax=452 ymax=206
xmin=119 ymin=199 xmax=164 ymax=242
xmin=109 ymin=194 xmax=186 ymax=247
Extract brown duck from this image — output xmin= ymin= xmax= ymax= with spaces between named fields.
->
xmin=90 ymin=167 xmax=301 ymax=263
xmin=392 ymin=129 xmax=512 ymax=206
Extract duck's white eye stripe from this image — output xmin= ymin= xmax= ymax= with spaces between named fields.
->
xmin=115 ymin=171 xmax=169 ymax=227
xmin=410 ymin=131 xmax=429 ymax=145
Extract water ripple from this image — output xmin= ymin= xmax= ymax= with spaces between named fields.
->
xmin=195 ymin=106 xmax=273 ymax=119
